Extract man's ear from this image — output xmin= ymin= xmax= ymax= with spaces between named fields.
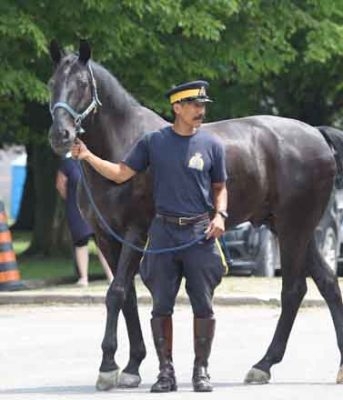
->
xmin=173 ymin=102 xmax=182 ymax=115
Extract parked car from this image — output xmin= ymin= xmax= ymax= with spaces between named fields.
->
xmin=221 ymin=188 xmax=343 ymax=277
xmin=314 ymin=189 xmax=342 ymax=275
xmin=220 ymin=222 xmax=280 ymax=277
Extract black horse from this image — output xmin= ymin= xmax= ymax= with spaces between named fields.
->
xmin=49 ymin=40 xmax=343 ymax=388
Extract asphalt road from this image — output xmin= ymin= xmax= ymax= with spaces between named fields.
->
xmin=0 ymin=303 xmax=342 ymax=399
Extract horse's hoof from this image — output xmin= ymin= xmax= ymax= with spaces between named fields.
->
xmin=336 ymin=366 xmax=343 ymax=383
xmin=244 ymin=367 xmax=270 ymax=384
xmin=118 ymin=372 xmax=141 ymax=388
xmin=96 ymin=370 xmax=120 ymax=391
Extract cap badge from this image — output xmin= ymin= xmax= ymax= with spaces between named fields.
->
xmin=198 ymin=86 xmax=206 ymax=97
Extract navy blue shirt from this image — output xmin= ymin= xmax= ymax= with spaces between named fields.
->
xmin=122 ymin=126 xmax=227 ymax=216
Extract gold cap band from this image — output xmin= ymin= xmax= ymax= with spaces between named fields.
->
xmin=170 ymin=88 xmax=202 ymax=104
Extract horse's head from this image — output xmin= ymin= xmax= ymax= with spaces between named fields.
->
xmin=48 ymin=39 xmax=101 ymax=156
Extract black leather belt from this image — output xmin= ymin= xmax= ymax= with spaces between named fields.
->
xmin=156 ymin=213 xmax=209 ymax=226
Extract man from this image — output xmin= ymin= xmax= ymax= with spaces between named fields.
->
xmin=71 ymin=80 xmax=228 ymax=392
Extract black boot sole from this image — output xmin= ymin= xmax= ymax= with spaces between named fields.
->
xmin=193 ymin=385 xmax=213 ymax=392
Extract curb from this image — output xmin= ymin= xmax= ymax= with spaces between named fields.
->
xmin=0 ymin=278 xmax=328 ymax=307
xmin=0 ymin=292 xmax=326 ymax=307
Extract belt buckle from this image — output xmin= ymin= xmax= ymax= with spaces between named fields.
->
xmin=178 ymin=217 xmax=188 ymax=226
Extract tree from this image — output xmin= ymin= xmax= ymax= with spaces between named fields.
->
xmin=259 ymin=2 xmax=343 ymax=125
xmin=2 ymin=0 xmax=343 ymax=256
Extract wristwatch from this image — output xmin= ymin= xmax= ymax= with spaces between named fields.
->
xmin=217 ymin=210 xmax=228 ymax=219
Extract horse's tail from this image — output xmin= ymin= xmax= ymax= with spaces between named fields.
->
xmin=317 ymin=126 xmax=343 ymax=184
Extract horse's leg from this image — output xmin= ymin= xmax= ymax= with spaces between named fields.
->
xmin=245 ymin=229 xmax=309 ymax=384
xmin=94 ymin=236 xmax=123 ymax=391
xmin=306 ymin=237 xmax=343 ymax=383
xmin=96 ymin=230 xmax=146 ymax=390
xmin=118 ymin=279 xmax=147 ymax=387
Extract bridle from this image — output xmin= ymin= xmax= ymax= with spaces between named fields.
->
xmin=49 ymin=62 xmax=102 ymax=134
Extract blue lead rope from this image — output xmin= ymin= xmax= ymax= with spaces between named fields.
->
xmin=78 ymin=161 xmax=206 ymax=254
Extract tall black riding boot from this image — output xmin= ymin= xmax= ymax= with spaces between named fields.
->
xmin=192 ymin=317 xmax=216 ymax=392
xmin=150 ymin=316 xmax=177 ymax=393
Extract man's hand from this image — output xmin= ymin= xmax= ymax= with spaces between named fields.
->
xmin=71 ymin=138 xmax=91 ymax=160
xmin=205 ymin=213 xmax=226 ymax=239
xmin=70 ymin=138 xmax=137 ymax=184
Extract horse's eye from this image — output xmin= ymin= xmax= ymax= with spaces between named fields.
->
xmin=48 ymin=79 xmax=55 ymax=89
xmin=78 ymin=79 xmax=88 ymax=88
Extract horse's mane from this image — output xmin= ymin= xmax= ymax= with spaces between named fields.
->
xmin=90 ymin=60 xmax=139 ymax=115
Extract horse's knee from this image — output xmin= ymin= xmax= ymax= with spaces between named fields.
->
xmin=105 ymin=283 xmax=125 ymax=310
xmin=317 ymin=275 xmax=342 ymax=303
xmin=298 ymin=281 xmax=307 ymax=298
xmin=281 ymin=281 xmax=307 ymax=306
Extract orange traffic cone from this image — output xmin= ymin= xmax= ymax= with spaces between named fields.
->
xmin=0 ymin=200 xmax=23 ymax=290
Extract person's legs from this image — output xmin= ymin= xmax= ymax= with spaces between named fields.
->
xmin=139 ymin=218 xmax=182 ymax=392
xmin=183 ymin=238 xmax=226 ymax=392
xmin=74 ymin=244 xmax=89 ymax=286
xmin=150 ymin=316 xmax=177 ymax=393
xmin=74 ymin=235 xmax=93 ymax=286
xmin=141 ymin=254 xmax=181 ymax=393
xmin=96 ymin=247 xmax=114 ymax=283
xmin=192 ymin=317 xmax=215 ymax=392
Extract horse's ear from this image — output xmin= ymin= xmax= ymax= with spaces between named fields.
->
xmin=79 ymin=39 xmax=91 ymax=64
xmin=49 ymin=39 xmax=64 ymax=66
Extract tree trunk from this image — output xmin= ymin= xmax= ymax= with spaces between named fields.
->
xmin=23 ymin=142 xmax=59 ymax=256
xmin=23 ymin=144 xmax=73 ymax=257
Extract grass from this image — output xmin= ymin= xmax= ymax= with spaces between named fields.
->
xmin=11 ymin=230 xmax=105 ymax=281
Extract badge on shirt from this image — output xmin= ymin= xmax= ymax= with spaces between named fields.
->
xmin=188 ymin=152 xmax=204 ymax=171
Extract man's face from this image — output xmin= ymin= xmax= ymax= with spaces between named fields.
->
xmin=173 ymin=101 xmax=206 ymax=128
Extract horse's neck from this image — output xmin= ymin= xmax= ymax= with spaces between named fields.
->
xmin=90 ymin=106 xmax=149 ymax=161
xmin=85 ymin=62 xmax=167 ymax=161
xmin=84 ymin=64 xmax=141 ymax=161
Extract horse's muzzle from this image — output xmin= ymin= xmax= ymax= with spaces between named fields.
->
xmin=48 ymin=126 xmax=74 ymax=156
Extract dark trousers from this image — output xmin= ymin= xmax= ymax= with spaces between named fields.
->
xmin=140 ymin=217 xmax=226 ymax=317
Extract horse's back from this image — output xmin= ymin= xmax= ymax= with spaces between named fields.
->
xmin=205 ymin=115 xmax=336 ymax=228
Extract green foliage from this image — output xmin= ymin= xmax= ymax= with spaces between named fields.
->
xmin=305 ymin=20 xmax=343 ymax=62
xmin=2 ymin=0 xmax=343 ymax=138
xmin=0 ymin=0 xmax=343 ymax=132
xmin=3 ymin=0 xmax=343 ymax=257
xmin=0 ymin=68 xmax=48 ymax=101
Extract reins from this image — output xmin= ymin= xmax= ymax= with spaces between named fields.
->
xmin=78 ymin=160 xmax=207 ymax=254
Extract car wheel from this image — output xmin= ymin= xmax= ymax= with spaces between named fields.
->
xmin=320 ymin=226 xmax=338 ymax=274
xmin=255 ymin=228 xmax=279 ymax=277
